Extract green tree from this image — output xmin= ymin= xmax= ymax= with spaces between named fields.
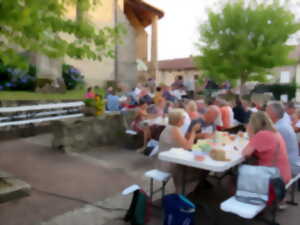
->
xmin=194 ymin=0 xmax=300 ymax=94
xmin=0 ymin=0 xmax=125 ymax=68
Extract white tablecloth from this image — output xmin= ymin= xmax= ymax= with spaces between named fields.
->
xmin=158 ymin=137 xmax=248 ymax=173
xmin=143 ymin=117 xmax=168 ymax=126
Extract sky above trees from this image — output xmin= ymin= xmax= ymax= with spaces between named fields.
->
xmin=145 ymin=0 xmax=300 ymax=60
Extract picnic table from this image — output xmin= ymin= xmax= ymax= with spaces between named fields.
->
xmin=158 ymin=133 xmax=248 ymax=194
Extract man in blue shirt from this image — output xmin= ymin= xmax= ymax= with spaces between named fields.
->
xmin=266 ymin=102 xmax=300 ymax=179
xmin=106 ymin=90 xmax=120 ymax=111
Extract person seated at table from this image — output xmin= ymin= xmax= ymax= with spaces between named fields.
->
xmin=216 ymin=98 xmax=234 ymax=130
xmin=283 ymin=101 xmax=296 ymax=125
xmin=162 ymin=85 xmax=176 ymax=102
xmin=266 ymin=102 xmax=300 ymax=179
xmin=84 ymin=87 xmax=96 ymax=99
xmin=138 ymin=88 xmax=153 ymax=105
xmin=233 ymin=96 xmax=252 ymax=125
xmin=131 ymin=100 xmax=152 ymax=149
xmin=185 ymin=100 xmax=200 ymax=120
xmin=242 ymin=111 xmax=291 ymax=185
xmin=153 ymin=86 xmax=163 ymax=105
xmin=158 ymin=108 xmax=201 ymax=193
xmin=106 ymin=90 xmax=120 ymax=112
xmin=186 ymin=105 xmax=220 ymax=139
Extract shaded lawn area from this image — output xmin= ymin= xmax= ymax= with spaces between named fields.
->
xmin=0 ymin=89 xmax=85 ymax=101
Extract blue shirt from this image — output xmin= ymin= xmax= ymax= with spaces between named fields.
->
xmin=106 ymin=94 xmax=120 ymax=111
xmin=275 ymin=118 xmax=300 ymax=174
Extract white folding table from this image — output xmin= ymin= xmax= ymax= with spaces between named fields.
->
xmin=158 ymin=138 xmax=248 ymax=194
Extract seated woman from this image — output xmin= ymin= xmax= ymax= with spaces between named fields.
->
xmin=242 ymin=111 xmax=291 ymax=184
xmin=158 ymin=109 xmax=201 ymax=193
xmin=185 ymin=100 xmax=200 ymax=120
xmin=84 ymin=87 xmax=95 ymax=99
xmin=131 ymin=101 xmax=152 ymax=149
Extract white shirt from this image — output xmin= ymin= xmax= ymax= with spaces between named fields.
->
xmin=180 ymin=111 xmax=191 ymax=135
xmin=282 ymin=112 xmax=292 ymax=125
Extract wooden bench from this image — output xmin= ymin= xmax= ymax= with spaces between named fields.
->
xmin=0 ymin=101 xmax=84 ymax=128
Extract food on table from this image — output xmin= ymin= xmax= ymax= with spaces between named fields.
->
xmin=209 ymin=149 xmax=230 ymax=161
xmin=194 ymin=155 xmax=205 ymax=161
xmin=192 ymin=140 xmax=212 ymax=153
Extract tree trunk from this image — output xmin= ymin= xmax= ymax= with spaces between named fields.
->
xmin=239 ymin=77 xmax=247 ymax=97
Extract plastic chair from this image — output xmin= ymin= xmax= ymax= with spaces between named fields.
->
xmin=144 ymin=169 xmax=171 ymax=201
xmin=220 ymin=173 xmax=300 ymax=225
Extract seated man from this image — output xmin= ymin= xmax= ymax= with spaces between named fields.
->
xmin=106 ymin=90 xmax=120 ymax=111
xmin=186 ymin=105 xmax=220 ymax=139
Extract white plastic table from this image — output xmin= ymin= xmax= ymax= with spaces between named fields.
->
xmin=143 ymin=117 xmax=168 ymax=126
xmin=158 ymin=137 xmax=248 ymax=194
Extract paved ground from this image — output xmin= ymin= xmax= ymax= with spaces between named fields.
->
xmin=0 ymin=134 xmax=299 ymax=225
xmin=0 ymin=135 xmax=148 ymax=225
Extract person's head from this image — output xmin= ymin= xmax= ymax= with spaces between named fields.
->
xmin=248 ymin=111 xmax=276 ymax=135
xmin=177 ymin=75 xmax=183 ymax=81
xmin=168 ymin=109 xmax=185 ymax=127
xmin=194 ymin=75 xmax=198 ymax=80
xmin=87 ymin=87 xmax=93 ymax=92
xmin=156 ymin=86 xmax=162 ymax=92
xmin=139 ymin=100 xmax=148 ymax=109
xmin=204 ymin=105 xmax=219 ymax=124
xmin=185 ymin=100 xmax=197 ymax=113
xmin=266 ymin=101 xmax=285 ymax=123
xmin=286 ymin=101 xmax=296 ymax=116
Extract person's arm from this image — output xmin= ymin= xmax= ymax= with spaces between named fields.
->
xmin=172 ymin=124 xmax=200 ymax=150
xmin=242 ymin=143 xmax=255 ymax=157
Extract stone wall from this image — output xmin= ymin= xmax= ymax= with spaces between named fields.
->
xmin=51 ymin=113 xmax=130 ymax=153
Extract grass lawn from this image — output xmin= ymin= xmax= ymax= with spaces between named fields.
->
xmin=0 ymin=89 xmax=85 ymax=101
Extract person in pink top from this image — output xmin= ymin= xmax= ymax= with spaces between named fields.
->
xmin=84 ymin=87 xmax=95 ymax=99
xmin=242 ymin=111 xmax=291 ymax=184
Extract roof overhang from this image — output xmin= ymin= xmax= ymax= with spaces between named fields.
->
xmin=125 ymin=0 xmax=164 ymax=27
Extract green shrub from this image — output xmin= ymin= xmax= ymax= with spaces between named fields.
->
xmin=0 ymin=61 xmax=37 ymax=91
xmin=62 ymin=64 xmax=84 ymax=90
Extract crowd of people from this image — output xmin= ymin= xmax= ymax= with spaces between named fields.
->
xmin=84 ymin=76 xmax=300 ymax=204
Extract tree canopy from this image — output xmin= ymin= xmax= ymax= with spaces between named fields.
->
xmin=194 ymin=0 xmax=300 ymax=91
xmin=0 ymin=0 xmax=125 ymax=68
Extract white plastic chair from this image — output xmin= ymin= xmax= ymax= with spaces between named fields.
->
xmin=220 ymin=173 xmax=300 ymax=225
xmin=144 ymin=169 xmax=171 ymax=201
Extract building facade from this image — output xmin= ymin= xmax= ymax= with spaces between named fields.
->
xmin=158 ymin=57 xmax=200 ymax=85
xmin=34 ymin=0 xmax=163 ymax=89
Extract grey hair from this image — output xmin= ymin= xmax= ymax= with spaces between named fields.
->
xmin=268 ymin=101 xmax=285 ymax=119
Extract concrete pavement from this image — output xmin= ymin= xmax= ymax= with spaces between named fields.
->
xmin=0 ymin=134 xmax=299 ymax=225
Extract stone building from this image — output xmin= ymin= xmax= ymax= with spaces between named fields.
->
xmin=157 ymin=57 xmax=200 ymax=85
xmin=33 ymin=0 xmax=163 ymax=89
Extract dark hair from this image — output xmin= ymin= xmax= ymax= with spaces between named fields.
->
xmin=156 ymin=87 xmax=162 ymax=92
xmin=139 ymin=100 xmax=147 ymax=106
xmin=178 ymin=76 xmax=183 ymax=80
xmin=87 ymin=87 xmax=92 ymax=92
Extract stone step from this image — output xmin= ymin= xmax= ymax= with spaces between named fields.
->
xmin=0 ymin=171 xmax=31 ymax=203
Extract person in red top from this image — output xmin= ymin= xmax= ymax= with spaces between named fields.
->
xmin=242 ymin=111 xmax=291 ymax=184
xmin=84 ymin=87 xmax=95 ymax=99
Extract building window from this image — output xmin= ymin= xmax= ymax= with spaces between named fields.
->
xmin=280 ymin=71 xmax=290 ymax=83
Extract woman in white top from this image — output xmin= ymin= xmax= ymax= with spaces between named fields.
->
xmin=158 ymin=109 xmax=200 ymax=193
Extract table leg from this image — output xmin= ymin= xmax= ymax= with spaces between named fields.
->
xmin=181 ymin=166 xmax=186 ymax=195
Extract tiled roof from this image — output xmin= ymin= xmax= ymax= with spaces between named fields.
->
xmin=159 ymin=57 xmax=196 ymax=70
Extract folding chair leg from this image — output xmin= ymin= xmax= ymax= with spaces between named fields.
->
xmin=150 ymin=178 xmax=154 ymax=201
xmin=287 ymin=182 xmax=298 ymax=206
xmin=161 ymin=181 xmax=167 ymax=200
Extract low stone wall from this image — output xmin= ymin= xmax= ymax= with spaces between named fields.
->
xmin=51 ymin=113 xmax=131 ymax=153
